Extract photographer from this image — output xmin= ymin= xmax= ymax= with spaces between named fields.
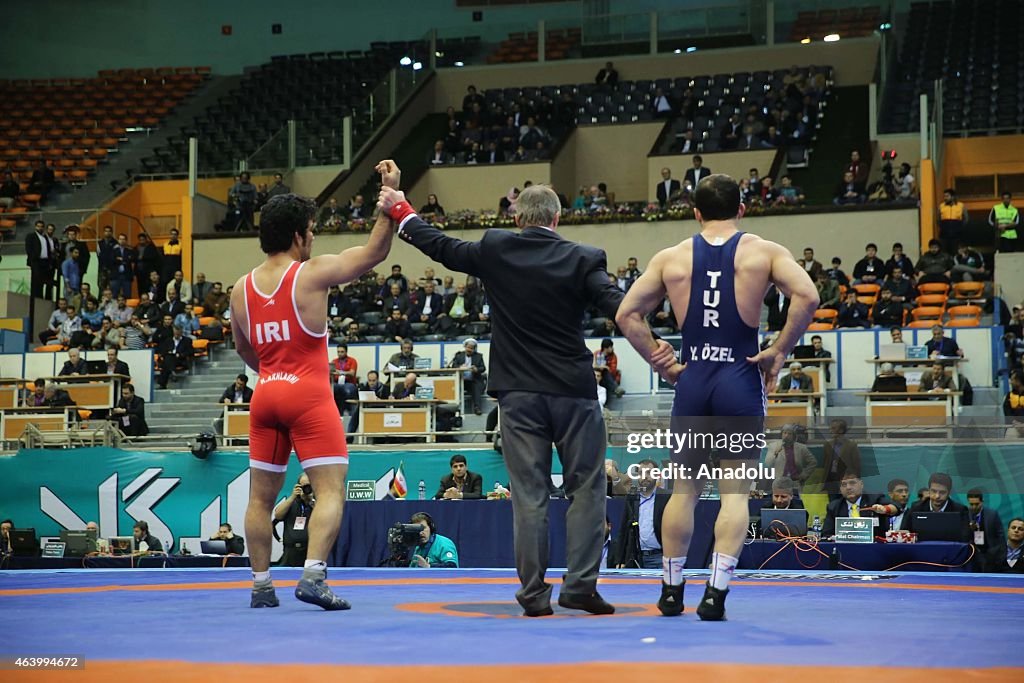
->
xmin=407 ymin=512 xmax=459 ymax=568
xmin=273 ymin=474 xmax=314 ymax=566
xmin=210 ymin=522 xmax=245 ymax=555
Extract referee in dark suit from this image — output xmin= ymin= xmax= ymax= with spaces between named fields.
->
xmin=375 ymin=161 xmax=671 ymax=616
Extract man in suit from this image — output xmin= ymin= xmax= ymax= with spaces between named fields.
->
xmin=764 ymin=284 xmax=791 ymax=332
xmin=220 ymin=374 xmax=254 ymax=404
xmin=753 ymin=477 xmax=806 ymax=537
xmin=871 ymin=362 xmax=907 ymax=393
xmin=156 ymin=325 xmax=193 ymax=389
xmin=612 ymin=459 xmax=668 ymax=569
xmin=886 ymin=478 xmax=911 ymax=531
xmin=775 ymin=362 xmax=813 ymax=394
xmin=900 ymin=472 xmax=970 ymax=542
xmin=810 ymin=334 xmax=833 ymax=383
xmin=111 ymin=383 xmax=148 ymax=436
xmin=1002 ymin=518 xmax=1024 ymax=573
xmin=594 ymin=61 xmax=618 ymax=86
xmin=64 ymin=225 xmax=91 ymax=280
xmin=434 ymin=453 xmax=484 ymax=500
xmin=377 ymin=161 xmax=672 ymax=616
xmin=822 ymin=472 xmax=895 ymax=539
xmin=449 ymin=338 xmax=486 ymax=414
xmin=967 ymin=489 xmax=1007 ymax=573
xmin=58 ymin=348 xmax=88 ymax=376
xmin=25 ymin=220 xmax=55 ymax=300
xmin=105 ymin=347 xmax=131 ymax=379
xmin=762 ymin=424 xmax=816 ymax=489
xmin=822 ymin=419 xmax=861 ymax=501
xmin=135 ymin=233 xmax=162 ymax=300
xmin=684 ymin=156 xmax=711 ymax=189
xmin=111 ymin=233 xmax=135 ymax=299
xmin=656 ymin=167 xmax=682 ymax=208
xmin=410 ymin=280 xmax=443 ymax=330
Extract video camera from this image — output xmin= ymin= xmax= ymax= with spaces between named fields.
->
xmin=383 ymin=522 xmax=424 ymax=567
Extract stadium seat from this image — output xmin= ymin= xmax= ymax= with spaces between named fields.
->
xmin=34 ymin=344 xmax=65 ymax=352
xmin=906 ymin=320 xmax=937 ymax=329
xmin=807 ymin=322 xmax=835 ymax=331
xmin=945 ymin=318 xmax=980 ymax=328
xmin=947 ymin=305 xmax=983 ymax=322
xmin=910 ymin=306 xmax=945 ymax=322
xmin=915 ymin=293 xmax=949 ymax=310
xmin=918 ymin=283 xmax=950 ymax=296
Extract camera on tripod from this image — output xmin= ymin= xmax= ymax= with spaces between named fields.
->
xmin=871 ymin=149 xmax=898 ymax=200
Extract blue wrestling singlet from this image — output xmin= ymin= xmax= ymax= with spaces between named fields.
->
xmin=672 ymin=231 xmax=766 ymax=418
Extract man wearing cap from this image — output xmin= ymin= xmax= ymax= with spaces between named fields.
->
xmin=774 ymin=361 xmax=812 ymax=394
xmin=449 ymin=338 xmax=486 ymax=415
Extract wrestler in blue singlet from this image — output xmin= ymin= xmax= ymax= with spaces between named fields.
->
xmin=672 ymin=231 xmax=766 ymax=419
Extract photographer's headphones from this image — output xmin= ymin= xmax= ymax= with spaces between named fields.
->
xmin=412 ymin=512 xmax=436 ymax=535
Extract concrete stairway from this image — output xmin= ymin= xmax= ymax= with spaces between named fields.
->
xmin=147 ymin=351 xmax=248 ymax=436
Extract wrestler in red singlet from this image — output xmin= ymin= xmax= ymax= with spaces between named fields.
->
xmin=243 ymin=260 xmax=348 ymax=470
xmin=231 ymin=162 xmax=397 ymax=611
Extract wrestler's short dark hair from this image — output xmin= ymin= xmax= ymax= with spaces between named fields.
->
xmin=259 ymin=194 xmax=315 ymax=254
xmin=693 ymin=174 xmax=740 ymax=221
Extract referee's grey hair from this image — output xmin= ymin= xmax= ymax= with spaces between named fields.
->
xmin=515 ymin=185 xmax=561 ymax=228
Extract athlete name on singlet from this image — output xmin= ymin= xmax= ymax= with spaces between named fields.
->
xmin=687 ymin=269 xmax=735 ymax=363
xmin=260 ymin=372 xmax=300 ymax=385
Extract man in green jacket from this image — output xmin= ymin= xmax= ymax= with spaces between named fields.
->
xmin=408 ymin=512 xmax=459 ymax=568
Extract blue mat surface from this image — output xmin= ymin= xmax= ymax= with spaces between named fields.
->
xmin=2 ymin=568 xmax=1022 ymax=669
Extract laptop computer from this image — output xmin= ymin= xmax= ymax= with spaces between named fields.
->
xmin=878 ymin=343 xmax=905 ymax=360
xmin=108 ymin=536 xmax=136 ymax=555
xmin=911 ymin=511 xmax=966 ymax=542
xmin=11 ymin=528 xmax=38 ymax=556
xmin=200 ymin=540 xmax=228 ymax=555
xmin=60 ymin=529 xmax=98 ymax=557
xmin=85 ymin=359 xmax=107 ymax=374
xmin=760 ymin=509 xmax=808 ymax=539
xmin=792 ymin=345 xmax=815 ymax=360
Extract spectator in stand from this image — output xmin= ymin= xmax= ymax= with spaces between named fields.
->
xmin=719 ymin=113 xmax=742 ymax=150
xmin=684 ymin=155 xmax=711 ymax=189
xmin=383 ymin=282 xmax=410 ymax=318
xmin=28 ymin=159 xmax=55 ymax=200
xmin=330 ymin=344 xmax=359 ymax=415
xmin=650 ymin=87 xmax=676 ymax=119
xmin=775 ymin=176 xmax=805 ymax=206
xmin=656 ymin=167 xmax=682 ymax=208
xmin=267 ymin=172 xmax=290 ymax=199
xmin=834 ymin=171 xmax=866 ymax=205
xmin=156 ymin=325 xmax=193 ymax=389
xmin=853 ymin=243 xmax=885 ymax=284
xmin=760 ymin=176 xmax=779 ymax=205
xmin=174 ymin=302 xmax=201 ymax=339
xmin=871 ymin=288 xmax=904 ymax=328
xmin=120 ymin=316 xmax=149 ymax=350
xmin=815 ymin=271 xmax=840 ymax=310
xmin=63 ymin=226 xmax=90 ymax=280
xmin=105 ymin=347 xmax=131 ymax=378
xmin=810 ymin=334 xmax=833 ymax=383
xmin=95 ymin=317 xmax=121 ymax=350
xmin=916 ymin=239 xmax=954 ymax=285
xmin=39 ymin=297 xmax=70 ymax=344
xmin=347 ymin=194 xmax=369 ymax=221
xmin=595 ymin=61 xmax=618 ymax=86
xmin=938 ymin=189 xmax=969 ymax=253
xmin=134 ymin=292 xmax=160 ymax=326
xmin=0 ymin=170 xmax=19 ymax=208
xmin=419 ymin=194 xmax=446 ymax=219
xmin=827 ymin=257 xmax=849 ymax=287
xmin=763 ymin=284 xmax=790 ymax=332
xmin=896 ymin=163 xmax=916 ymax=200
xmin=80 ymin=297 xmax=103 ymax=330
xmin=228 ymin=172 xmax=257 ymax=231
xmin=193 ymin=272 xmax=212 ymax=306
xmin=343 ymin=321 xmax=365 ymax=344
xmin=110 ymin=233 xmax=134 ymax=299
xmin=885 ymin=242 xmax=915 ymax=279
xmin=96 ymin=225 xmax=117 ymax=293
xmin=1004 ymin=370 xmax=1024 ymax=438
xmin=925 ymin=324 xmax=963 ymax=358
xmin=56 ymin=304 xmax=82 ymax=346
xmin=160 ymin=229 xmax=183 ymax=286
xmin=59 ymin=348 xmax=88 ymax=376
xmin=165 ymin=270 xmax=192 ymax=305
xmin=25 ymin=379 xmax=47 ymax=407
xmin=384 ymin=309 xmax=412 ymax=342
xmin=883 ymin=266 xmax=916 ymax=310
xmin=919 ymin=361 xmax=954 ymax=393
xmin=462 ymin=85 xmax=484 ymax=112
xmin=1002 ymin=518 xmax=1024 ymax=572
xmin=450 ymin=338 xmax=487 ymax=415
xmin=386 ymin=264 xmax=409 ymax=293
xmin=111 ymin=383 xmax=148 ymax=436
xmin=837 ymin=290 xmax=870 ymax=328
xmin=203 ymin=282 xmax=230 ymax=324
xmin=952 ymin=242 xmax=987 ymax=282
xmin=411 ymin=281 xmax=443 ymax=331
xmin=594 ymin=338 xmax=625 ymax=401
xmin=134 ymin=233 xmax=161 ymax=300
xmin=775 ymin=362 xmax=813 ymax=394
xmin=799 ymin=248 xmax=824 ymax=281
xmin=317 ymin=197 xmax=346 ymax=231
xmin=844 ymin=150 xmax=869 ymax=187
xmin=160 ymin=289 xmax=185 ymax=319
xmin=990 ymin=192 xmax=1019 ymax=253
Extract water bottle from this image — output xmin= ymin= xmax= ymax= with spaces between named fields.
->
xmin=494 ymin=481 xmax=502 ymax=493
xmin=417 ymin=480 xmax=426 ymax=500
xmin=810 ymin=516 xmax=822 ymax=540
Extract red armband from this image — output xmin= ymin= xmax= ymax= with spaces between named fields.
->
xmin=387 ymin=200 xmax=417 ymax=225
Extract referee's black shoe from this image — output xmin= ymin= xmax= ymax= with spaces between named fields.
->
xmin=557 ymin=590 xmax=615 ymax=615
xmin=657 ymin=580 xmax=684 ymax=616
xmin=695 ymin=583 xmax=728 ymax=621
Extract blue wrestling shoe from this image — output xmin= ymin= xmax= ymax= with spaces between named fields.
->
xmin=295 ymin=577 xmax=351 ymax=610
xmin=250 ymin=587 xmax=280 ymax=608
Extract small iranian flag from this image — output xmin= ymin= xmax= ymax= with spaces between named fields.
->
xmin=389 ymin=462 xmax=408 ymax=499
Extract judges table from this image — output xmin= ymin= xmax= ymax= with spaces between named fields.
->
xmin=383 ymin=368 xmax=463 ymax=405
xmin=739 ymin=540 xmax=973 ymax=572
xmin=222 ymin=403 xmax=250 ymax=445
xmin=766 ymin=392 xmax=822 ymax=426
xmin=353 ymin=398 xmax=445 ymax=443
xmin=0 ymin=406 xmax=74 ymax=442
xmin=44 ymin=374 xmax=129 ymax=409
xmin=334 ymin=498 xmax=764 ymax=568
xmin=857 ymin=392 xmax=961 ymax=427
xmin=2 ymin=555 xmax=251 ymax=570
